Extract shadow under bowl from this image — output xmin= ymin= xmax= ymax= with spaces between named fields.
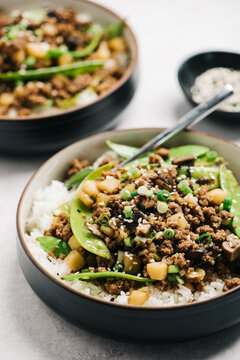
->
xmin=17 ymin=128 xmax=240 ymax=343
xmin=178 ymin=51 xmax=240 ymax=121
xmin=0 ymin=0 xmax=138 ymax=155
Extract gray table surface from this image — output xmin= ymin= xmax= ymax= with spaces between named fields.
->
xmin=1 ymin=0 xmax=240 ymax=359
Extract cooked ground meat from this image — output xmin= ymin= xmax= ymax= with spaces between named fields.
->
xmin=223 ymin=278 xmax=240 ymax=291
xmin=44 ymin=213 xmax=72 ymax=241
xmin=66 ymin=158 xmax=89 ymax=178
xmin=102 ymin=279 xmax=135 ymax=295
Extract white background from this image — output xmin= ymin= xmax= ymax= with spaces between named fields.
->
xmin=1 ymin=0 xmax=240 ymax=359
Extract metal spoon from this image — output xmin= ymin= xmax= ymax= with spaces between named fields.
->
xmin=120 ymin=84 xmax=233 ymax=166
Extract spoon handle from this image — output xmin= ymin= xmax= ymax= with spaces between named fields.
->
xmin=121 ymin=84 xmax=233 ymax=166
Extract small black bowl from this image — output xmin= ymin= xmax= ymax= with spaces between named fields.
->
xmin=178 ymin=51 xmax=240 ymax=121
xmin=0 ymin=0 xmax=138 ymax=155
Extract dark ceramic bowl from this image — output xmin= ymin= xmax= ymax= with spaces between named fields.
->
xmin=17 ymin=128 xmax=240 ymax=343
xmin=0 ymin=0 xmax=138 ymax=155
xmin=178 ymin=51 xmax=240 ymax=121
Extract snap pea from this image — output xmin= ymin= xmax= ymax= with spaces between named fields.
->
xmin=65 ymin=166 xmax=93 ymax=188
xmin=53 ymin=201 xmax=71 ymax=218
xmin=0 ymin=60 xmax=104 ymax=81
xmin=105 ymin=20 xmax=125 ymax=39
xmin=37 ymin=236 xmax=71 ymax=258
xmin=194 ymin=156 xmax=224 ymax=167
xmin=178 ymin=166 xmax=219 ymax=189
xmin=220 ymin=165 xmax=240 ymax=237
xmin=47 ymin=31 xmax=104 ymax=59
xmin=47 ymin=45 xmax=69 ymax=58
xmin=62 ymin=271 xmax=153 ymax=282
xmin=70 ymin=163 xmax=113 ymax=259
xmin=169 ymin=145 xmax=209 ymax=159
xmin=71 ymin=31 xmax=104 ymax=59
xmin=106 ymin=140 xmax=139 ymax=159
xmin=106 ymin=141 xmax=209 ymax=162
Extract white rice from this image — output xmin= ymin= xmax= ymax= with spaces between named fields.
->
xmin=25 ymin=180 xmax=225 ymax=306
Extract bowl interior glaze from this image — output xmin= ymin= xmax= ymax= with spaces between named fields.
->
xmin=17 ymin=128 xmax=240 ymax=308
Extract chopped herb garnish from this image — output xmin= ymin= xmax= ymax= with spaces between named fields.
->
xmin=163 ymin=228 xmax=175 ymax=239
xmin=98 ymin=214 xmax=110 ymax=226
xmin=197 ymin=233 xmax=211 ymax=246
xmin=157 ymin=189 xmax=170 ymax=202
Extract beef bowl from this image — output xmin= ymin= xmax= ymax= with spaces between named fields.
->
xmin=0 ymin=0 xmax=138 ymax=155
xmin=17 ymin=128 xmax=240 ymax=342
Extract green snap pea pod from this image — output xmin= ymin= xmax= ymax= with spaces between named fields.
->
xmin=53 ymin=201 xmax=71 ymax=218
xmin=37 ymin=236 xmax=71 ymax=258
xmin=0 ymin=60 xmax=104 ymax=81
xmin=47 ymin=31 xmax=104 ymax=59
xmin=105 ymin=20 xmax=125 ymax=39
xmin=62 ymin=271 xmax=153 ymax=282
xmin=194 ymin=156 xmax=224 ymax=167
xmin=70 ymin=163 xmax=113 ymax=259
xmin=47 ymin=45 xmax=69 ymax=58
xmin=65 ymin=167 xmax=93 ymax=188
xmin=178 ymin=166 xmax=219 ymax=189
xmin=169 ymin=145 xmax=209 ymax=159
xmin=106 ymin=140 xmax=139 ymax=159
xmin=71 ymin=31 xmax=104 ymax=59
xmin=220 ymin=165 xmax=240 ymax=237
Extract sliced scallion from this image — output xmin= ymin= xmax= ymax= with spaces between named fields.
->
xmin=157 ymin=189 xmax=170 ymax=202
xmin=157 ymin=201 xmax=168 ymax=214
xmin=127 ymin=167 xmax=140 ymax=178
xmin=124 ymin=237 xmax=133 ymax=247
xmin=163 ymin=228 xmax=175 ymax=239
xmin=206 ymin=151 xmax=218 ymax=162
xmin=131 ymin=190 xmax=138 ymax=197
xmin=124 ymin=206 xmax=133 ymax=218
xmin=197 ymin=233 xmax=211 ymax=246
xmin=120 ymin=187 xmax=131 ymax=200
xmin=168 ymin=265 xmax=180 ymax=274
xmin=98 ymin=214 xmax=110 ymax=226
xmin=223 ymin=196 xmax=232 ymax=211
xmin=178 ymin=179 xmax=193 ymax=194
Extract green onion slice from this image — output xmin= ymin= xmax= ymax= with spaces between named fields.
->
xmin=163 ymin=228 xmax=175 ymax=239
xmin=124 ymin=206 xmax=133 ymax=218
xmin=206 ymin=151 xmax=218 ymax=162
xmin=168 ymin=265 xmax=180 ymax=274
xmin=178 ymin=180 xmax=193 ymax=194
xmin=157 ymin=190 xmax=170 ymax=202
xmin=197 ymin=233 xmax=211 ymax=246
xmin=98 ymin=214 xmax=110 ymax=226
xmin=223 ymin=196 xmax=232 ymax=211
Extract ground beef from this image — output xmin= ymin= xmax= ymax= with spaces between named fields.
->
xmin=66 ymin=158 xmax=89 ymax=178
xmin=102 ymin=279 xmax=135 ymax=295
xmin=156 ymin=148 xmax=170 ymax=158
xmin=149 ymin=154 xmax=162 ymax=165
xmin=159 ymin=240 xmax=174 ymax=255
xmin=172 ymin=155 xmax=195 ymax=166
xmin=44 ymin=213 xmax=72 ymax=241
xmin=223 ymin=278 xmax=240 ymax=292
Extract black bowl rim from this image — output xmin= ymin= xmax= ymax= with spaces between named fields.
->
xmin=17 ymin=127 xmax=240 ymax=311
xmin=178 ymin=50 xmax=240 ymax=116
xmin=1 ymin=0 xmax=138 ymax=122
